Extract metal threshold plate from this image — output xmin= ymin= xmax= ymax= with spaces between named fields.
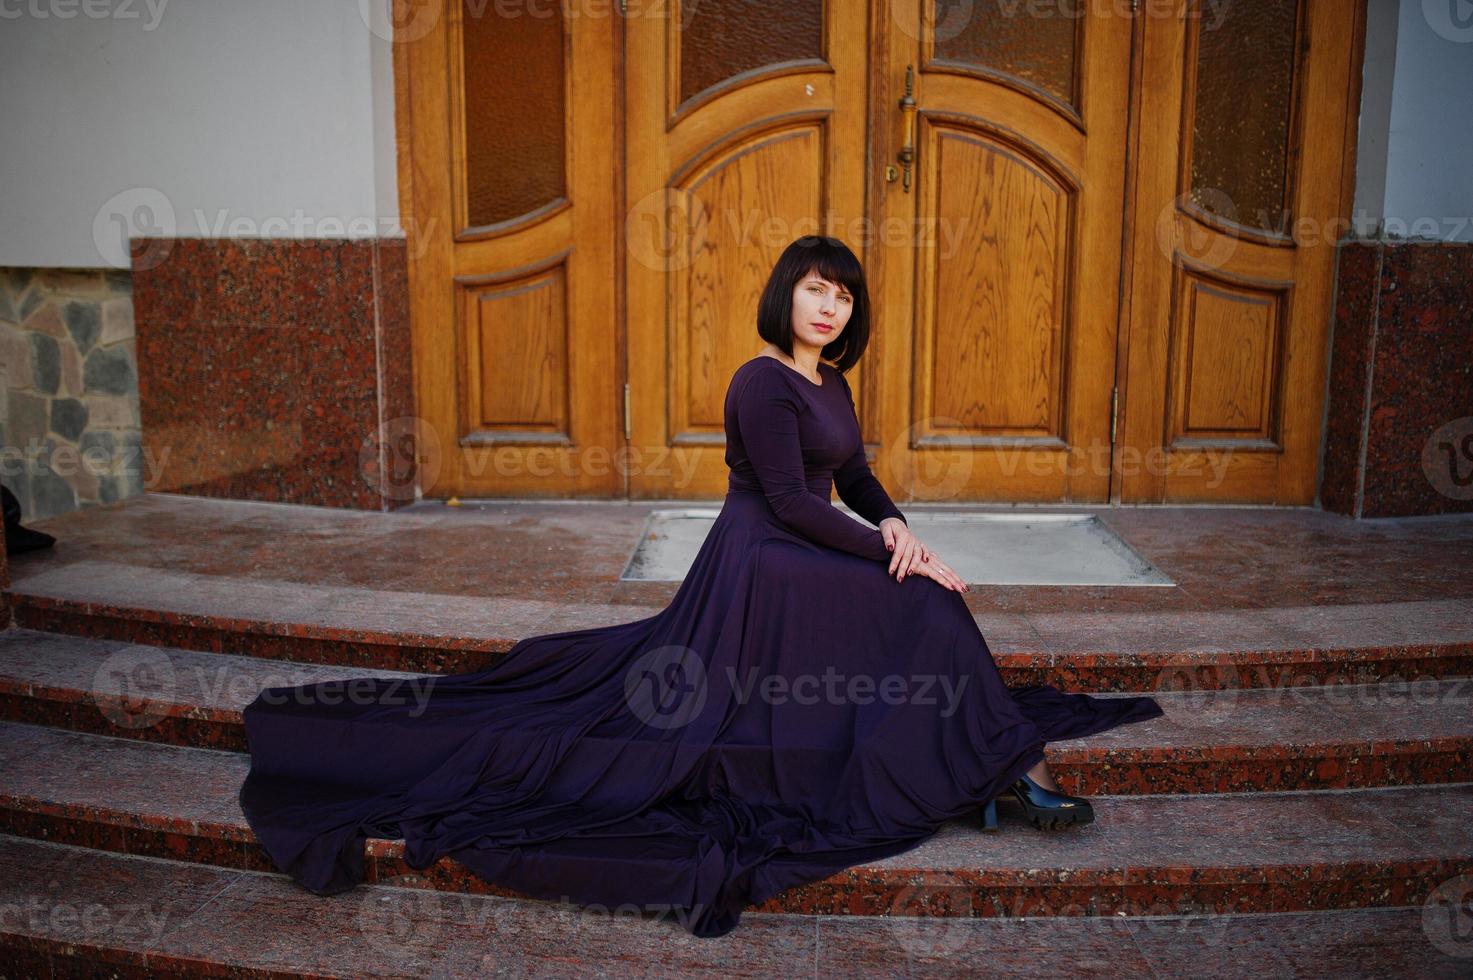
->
xmin=620 ymin=509 xmax=1174 ymax=586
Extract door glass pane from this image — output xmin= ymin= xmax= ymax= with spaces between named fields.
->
xmin=462 ymin=0 xmax=566 ymax=227
xmin=931 ymin=0 xmax=1079 ymax=109
xmin=1188 ymin=0 xmax=1300 ymax=235
xmin=680 ymin=0 xmax=823 ymax=106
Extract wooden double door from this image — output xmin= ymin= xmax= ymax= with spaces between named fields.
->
xmin=401 ymin=0 xmax=1364 ymax=505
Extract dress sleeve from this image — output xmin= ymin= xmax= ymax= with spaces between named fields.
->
xmin=832 ymin=371 xmax=907 ymax=528
xmin=735 ymin=368 xmax=895 ymax=562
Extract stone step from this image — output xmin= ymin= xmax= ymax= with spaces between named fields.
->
xmin=0 ymin=720 xmax=1469 ymax=926
xmin=3 ymin=836 xmax=1466 ymax=977
xmin=1 ymin=628 xmax=1469 ymax=796
xmin=7 ymin=560 xmax=1472 ymax=691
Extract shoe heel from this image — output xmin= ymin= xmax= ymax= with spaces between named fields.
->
xmin=979 ymin=797 xmax=998 ymax=832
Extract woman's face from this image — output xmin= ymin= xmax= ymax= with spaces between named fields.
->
xmin=789 ymin=269 xmax=852 ymax=350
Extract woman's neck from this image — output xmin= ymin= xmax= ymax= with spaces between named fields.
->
xmin=763 ymin=343 xmax=822 ymax=379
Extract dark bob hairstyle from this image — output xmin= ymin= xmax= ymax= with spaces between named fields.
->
xmin=755 ymin=235 xmax=871 ymax=373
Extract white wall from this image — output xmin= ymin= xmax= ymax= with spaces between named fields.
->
xmin=4 ymin=0 xmax=1469 ymax=266
xmin=1354 ymin=0 xmax=1473 ymax=242
xmin=0 ymin=0 xmax=401 ymax=269
xmin=1351 ymin=0 xmax=1400 ymax=237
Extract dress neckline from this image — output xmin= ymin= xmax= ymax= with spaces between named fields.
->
xmin=754 ymin=353 xmax=825 ymax=388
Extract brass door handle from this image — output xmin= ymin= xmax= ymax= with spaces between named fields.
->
xmin=896 ymin=63 xmax=916 ymax=192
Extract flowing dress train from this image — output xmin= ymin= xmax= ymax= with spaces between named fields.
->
xmin=238 ymin=355 xmax=1164 ymax=937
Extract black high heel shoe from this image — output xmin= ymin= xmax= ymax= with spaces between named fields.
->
xmin=979 ymin=772 xmax=1095 ymax=831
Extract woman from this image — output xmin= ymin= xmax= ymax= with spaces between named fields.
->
xmin=238 ymin=235 xmax=1163 ymax=939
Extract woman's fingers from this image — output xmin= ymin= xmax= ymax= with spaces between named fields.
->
xmin=887 ymin=532 xmax=907 ymax=576
xmin=925 ymin=555 xmax=969 ymax=593
xmin=890 ymin=538 xmax=967 ymax=590
xmin=898 ymin=539 xmax=922 ymax=581
xmin=936 ymin=560 xmax=968 ymax=593
xmin=903 ymin=537 xmax=932 ymax=581
xmin=916 ymin=560 xmax=963 ymax=591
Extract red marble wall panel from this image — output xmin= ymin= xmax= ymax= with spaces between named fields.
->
xmin=131 ymin=238 xmax=416 ymax=510
xmin=0 ymin=532 xmax=9 ymax=627
xmin=1320 ymin=243 xmax=1380 ymax=514
xmin=1322 ymin=242 xmax=1473 ymax=518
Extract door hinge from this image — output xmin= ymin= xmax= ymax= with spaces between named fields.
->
xmin=618 ymin=0 xmax=626 ymax=12
xmin=1130 ymin=0 xmax=1139 ymax=11
xmin=1110 ymin=386 xmax=1119 ymax=444
xmin=623 ymin=382 xmax=631 ymax=440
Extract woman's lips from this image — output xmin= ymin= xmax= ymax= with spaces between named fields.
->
xmin=811 ymin=322 xmax=833 ymax=332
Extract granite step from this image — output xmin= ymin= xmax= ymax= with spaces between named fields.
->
xmin=0 ymin=719 xmax=1469 ymax=925
xmin=4 ymin=836 xmax=1467 ymax=978
xmin=7 ymin=496 xmax=1471 ymax=972
xmin=1 ymin=628 xmax=1468 ymax=796
xmin=7 ymin=560 xmax=1472 ymax=691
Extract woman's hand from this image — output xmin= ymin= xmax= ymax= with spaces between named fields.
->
xmin=879 ymin=518 xmax=969 ymax=592
xmin=910 ymin=554 xmax=970 ymax=593
xmin=878 ymin=517 xmax=920 ymax=580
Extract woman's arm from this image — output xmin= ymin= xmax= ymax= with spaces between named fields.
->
xmin=832 ymin=371 xmax=907 ymax=528
xmin=735 ymin=369 xmax=894 ymax=562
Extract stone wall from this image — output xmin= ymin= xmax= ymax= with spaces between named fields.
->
xmin=0 ymin=268 xmax=144 ymax=524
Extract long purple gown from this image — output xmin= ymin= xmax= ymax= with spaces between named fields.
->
xmin=238 ymin=355 xmax=1164 ymax=938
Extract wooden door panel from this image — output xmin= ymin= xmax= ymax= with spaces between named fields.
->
xmin=456 ymin=259 xmax=571 ymax=446
xmin=1167 ymin=266 xmax=1289 ymax=449
xmin=1118 ymin=0 xmax=1364 ymax=504
xmin=626 ymin=3 xmax=868 ymax=499
xmin=919 ymin=122 xmax=1073 ymax=441
xmin=404 ymin=2 xmax=619 ymax=499
xmin=669 ymin=126 xmax=827 ymax=445
xmin=396 ymin=1 xmax=1361 ymax=506
xmin=870 ymin=0 xmax=1131 ymax=503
